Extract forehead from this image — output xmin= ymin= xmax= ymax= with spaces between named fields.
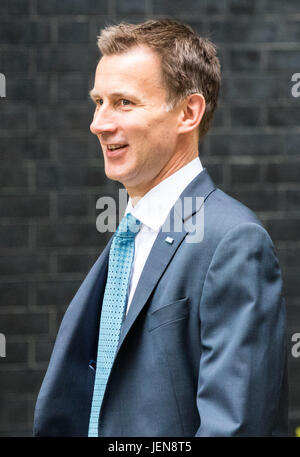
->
xmin=94 ymin=45 xmax=166 ymax=96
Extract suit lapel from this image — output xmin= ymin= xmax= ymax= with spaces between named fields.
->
xmin=117 ymin=223 xmax=187 ymax=351
xmin=116 ymin=168 xmax=216 ymax=353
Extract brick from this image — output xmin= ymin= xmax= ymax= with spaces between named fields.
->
xmin=264 ymin=218 xmax=300 ymax=241
xmin=208 ymin=20 xmax=277 ymax=44
xmin=207 ymin=134 xmax=233 ymax=155
xmin=231 ymin=106 xmax=262 ymax=127
xmin=1 ymin=0 xmax=29 ymax=15
xmin=6 ymin=78 xmax=38 ymax=103
xmin=209 ymin=133 xmax=285 ymax=155
xmin=232 ymin=134 xmax=286 ymax=155
xmin=153 ymin=0 xmax=224 ymax=15
xmin=0 ymin=166 xmax=28 ymax=188
xmin=221 ymin=76 xmax=285 ymax=101
xmin=288 ymin=353 xmax=300 ymax=384
xmin=228 ymin=0 xmax=259 ymax=14
xmin=116 ymin=0 xmax=146 ymax=16
xmin=277 ymin=21 xmax=300 ymax=42
xmin=56 ymin=136 xmax=90 ymax=160
xmin=37 ymin=0 xmax=108 ymax=15
xmin=0 ymin=426 xmax=31 ymax=437
xmin=0 ymin=283 xmax=28 ymax=307
xmin=35 ymin=280 xmax=82 ymax=307
xmin=267 ymin=107 xmax=300 ymax=127
xmin=36 ymin=46 xmax=95 ymax=72
xmin=0 ymin=138 xmax=51 ymax=161
xmin=0 ymin=49 xmax=30 ymax=73
xmin=0 ymin=313 xmax=49 ymax=336
xmin=265 ymin=163 xmax=300 ymax=183
xmin=210 ymin=106 xmax=226 ymax=128
xmin=0 ymin=196 xmax=50 ymax=218
xmin=203 ymin=0 xmax=226 ymax=14
xmin=0 ymin=104 xmax=31 ymax=131
xmin=228 ymin=189 xmax=280 ymax=212
xmin=36 ymin=163 xmax=103 ymax=188
xmin=267 ymin=51 xmax=300 ymax=72
xmin=285 ymin=134 xmax=300 ymax=155
xmin=282 ymin=272 xmax=300 ymax=299
xmin=57 ymin=253 xmax=93 ymax=273
xmin=0 ymin=397 xmax=29 ymax=426
xmin=287 ymin=305 xmax=300 ymax=334
xmin=0 ymin=225 xmax=29 ymax=249
xmin=57 ymin=21 xmax=89 ymax=43
xmin=0 ymin=369 xmax=44 ymax=393
xmin=4 ymin=340 xmax=28 ymax=364
xmin=0 ymin=22 xmax=50 ymax=44
xmin=36 ymin=223 xmax=106 ymax=247
xmin=34 ymin=339 xmax=55 ymax=363
xmin=230 ymin=164 xmax=260 ymax=184
xmin=89 ymin=135 xmax=106 ymax=161
xmin=285 ymin=190 xmax=300 ymax=211
xmin=1 ymin=76 xmax=53 ymax=106
xmin=57 ymin=194 xmax=89 ymax=217
xmin=57 ymin=75 xmax=90 ymax=101
xmin=35 ymin=105 xmax=91 ymax=131
xmin=283 ymin=247 xmax=300 ymax=269
xmin=30 ymin=77 xmax=55 ymax=105
xmin=229 ymin=50 xmax=261 ymax=72
xmin=0 ymin=255 xmax=50 ymax=276
xmin=264 ymin=0 xmax=300 ymax=13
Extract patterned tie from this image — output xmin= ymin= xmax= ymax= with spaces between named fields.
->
xmin=88 ymin=212 xmax=141 ymax=436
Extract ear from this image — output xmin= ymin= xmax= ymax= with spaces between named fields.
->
xmin=177 ymin=93 xmax=206 ymax=135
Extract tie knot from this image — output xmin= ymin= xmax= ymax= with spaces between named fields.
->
xmin=116 ymin=213 xmax=141 ymax=238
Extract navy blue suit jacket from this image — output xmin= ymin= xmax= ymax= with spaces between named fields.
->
xmin=33 ymin=169 xmax=288 ymax=436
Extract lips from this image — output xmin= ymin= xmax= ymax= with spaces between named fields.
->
xmin=105 ymin=144 xmax=129 ymax=158
xmin=107 ymin=144 xmax=128 ymax=151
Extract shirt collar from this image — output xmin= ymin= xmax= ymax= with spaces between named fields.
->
xmin=125 ymin=157 xmax=203 ymax=231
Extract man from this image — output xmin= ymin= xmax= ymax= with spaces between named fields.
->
xmin=33 ymin=19 xmax=288 ymax=437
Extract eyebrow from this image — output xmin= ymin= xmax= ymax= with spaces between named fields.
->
xmin=89 ymin=89 xmax=139 ymax=101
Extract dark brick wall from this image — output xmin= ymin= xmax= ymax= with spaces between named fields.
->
xmin=0 ymin=0 xmax=299 ymax=437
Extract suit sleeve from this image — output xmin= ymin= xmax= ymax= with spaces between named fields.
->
xmin=195 ymin=222 xmax=287 ymax=436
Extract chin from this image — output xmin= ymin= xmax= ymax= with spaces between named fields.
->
xmin=104 ymin=165 xmax=131 ymax=185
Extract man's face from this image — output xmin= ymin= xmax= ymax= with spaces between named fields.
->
xmin=90 ymin=45 xmax=181 ymax=197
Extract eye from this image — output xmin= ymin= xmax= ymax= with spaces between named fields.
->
xmin=121 ymin=99 xmax=132 ymax=106
xmin=95 ymin=98 xmax=103 ymax=106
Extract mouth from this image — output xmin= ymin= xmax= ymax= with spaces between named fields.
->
xmin=105 ymin=143 xmax=129 ymax=158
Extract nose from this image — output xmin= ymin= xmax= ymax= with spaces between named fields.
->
xmin=90 ymin=106 xmax=117 ymax=136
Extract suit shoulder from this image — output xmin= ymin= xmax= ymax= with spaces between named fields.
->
xmin=203 ymin=187 xmax=266 ymax=239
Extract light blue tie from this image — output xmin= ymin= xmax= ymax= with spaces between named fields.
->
xmin=88 ymin=212 xmax=141 ymax=436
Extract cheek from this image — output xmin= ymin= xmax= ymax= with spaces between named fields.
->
xmin=124 ymin=112 xmax=175 ymax=150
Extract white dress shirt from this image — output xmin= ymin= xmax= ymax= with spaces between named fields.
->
xmin=124 ymin=156 xmax=203 ymax=315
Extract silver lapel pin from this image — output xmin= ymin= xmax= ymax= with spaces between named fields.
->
xmin=165 ymin=236 xmax=174 ymax=245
